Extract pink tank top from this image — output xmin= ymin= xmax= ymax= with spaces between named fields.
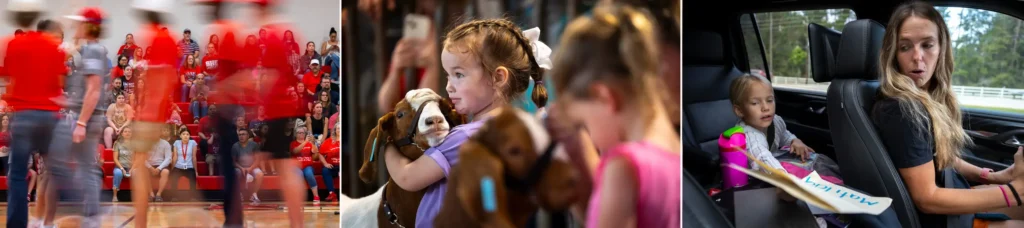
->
xmin=586 ymin=141 xmax=681 ymax=228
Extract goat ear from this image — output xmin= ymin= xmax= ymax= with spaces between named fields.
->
xmin=453 ymin=140 xmax=516 ymax=227
xmin=359 ymin=113 xmax=394 ymax=184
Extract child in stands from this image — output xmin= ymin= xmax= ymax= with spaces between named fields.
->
xmin=729 ymin=74 xmax=843 ymax=183
xmin=546 ymin=4 xmax=680 ymax=227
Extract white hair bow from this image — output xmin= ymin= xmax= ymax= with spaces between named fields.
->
xmin=522 ymin=28 xmax=552 ymax=70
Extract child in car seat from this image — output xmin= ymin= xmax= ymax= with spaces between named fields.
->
xmin=729 ymin=74 xmax=843 ymax=184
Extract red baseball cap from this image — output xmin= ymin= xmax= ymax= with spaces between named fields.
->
xmin=65 ymin=7 xmax=104 ymax=25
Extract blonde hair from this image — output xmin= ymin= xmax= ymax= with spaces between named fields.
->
xmin=550 ymin=4 xmax=663 ymax=125
xmin=443 ymin=18 xmax=547 ymax=107
xmin=728 ymin=74 xmax=772 ymax=106
xmin=878 ymin=1 xmax=969 ymax=170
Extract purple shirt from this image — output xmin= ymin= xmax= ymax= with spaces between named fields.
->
xmin=414 ymin=119 xmax=487 ymax=228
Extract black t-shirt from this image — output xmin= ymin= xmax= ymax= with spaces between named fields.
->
xmin=872 ymin=98 xmax=970 ymax=228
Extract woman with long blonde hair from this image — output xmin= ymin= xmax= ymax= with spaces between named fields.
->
xmin=872 ymin=2 xmax=1024 ymax=227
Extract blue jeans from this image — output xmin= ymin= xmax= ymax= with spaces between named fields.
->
xmin=181 ymin=84 xmax=191 ymax=102
xmin=321 ymin=166 xmax=340 ymax=193
xmin=300 ymin=166 xmax=317 ymax=188
xmin=6 ymin=110 xmax=59 ymax=227
xmin=191 ymin=101 xmax=208 ymax=119
xmin=112 ymin=167 xmax=130 ymax=190
xmin=47 ymin=113 xmax=104 ymax=219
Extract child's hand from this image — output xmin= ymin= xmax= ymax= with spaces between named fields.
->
xmin=789 ymin=139 xmax=814 ymax=162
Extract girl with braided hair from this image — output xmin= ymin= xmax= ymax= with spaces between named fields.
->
xmin=382 ymin=18 xmax=552 ymax=228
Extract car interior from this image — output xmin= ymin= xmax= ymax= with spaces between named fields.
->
xmin=683 ymin=0 xmax=1024 ymax=227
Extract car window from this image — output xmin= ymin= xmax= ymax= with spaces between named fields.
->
xmin=740 ymin=9 xmax=857 ymax=92
xmin=937 ymin=7 xmax=1024 ymax=115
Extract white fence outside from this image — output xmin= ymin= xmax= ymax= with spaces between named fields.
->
xmin=771 ymin=76 xmax=1024 ymax=110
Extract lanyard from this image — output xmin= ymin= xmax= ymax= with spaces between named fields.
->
xmin=179 ymin=141 xmax=188 ymax=163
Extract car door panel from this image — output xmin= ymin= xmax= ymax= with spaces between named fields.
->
xmin=773 ymin=87 xmax=834 ymax=156
xmin=962 ymin=108 xmax=1024 ymax=168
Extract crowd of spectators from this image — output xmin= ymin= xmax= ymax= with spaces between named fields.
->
xmin=0 ymin=26 xmax=342 ymax=203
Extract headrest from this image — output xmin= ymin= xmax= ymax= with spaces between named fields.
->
xmin=834 ymin=19 xmax=885 ymax=80
xmin=683 ymin=30 xmax=725 ymax=65
xmin=808 ymin=23 xmax=842 ymax=82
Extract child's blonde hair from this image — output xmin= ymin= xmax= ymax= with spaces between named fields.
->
xmin=728 ymin=74 xmax=772 ymax=106
xmin=443 ymin=18 xmax=548 ymax=107
xmin=550 ymin=4 xmax=663 ymax=123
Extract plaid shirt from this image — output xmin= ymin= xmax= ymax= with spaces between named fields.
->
xmin=288 ymin=51 xmax=301 ymax=76
xmin=178 ymin=39 xmax=200 ymax=58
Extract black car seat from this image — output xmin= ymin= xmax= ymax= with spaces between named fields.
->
xmin=825 ymin=19 xmax=921 ymax=228
xmin=684 ymin=170 xmax=734 ymax=228
xmin=682 ymin=30 xmax=744 ymax=188
xmin=808 ymin=23 xmax=842 ymax=83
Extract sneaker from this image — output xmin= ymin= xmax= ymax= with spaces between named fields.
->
xmin=313 ymin=196 xmax=320 ymax=206
xmin=155 ymin=196 xmax=163 ymax=202
xmin=149 ymin=195 xmax=155 ymax=202
xmin=250 ymin=194 xmax=261 ymax=205
xmin=326 ymin=192 xmax=337 ymax=202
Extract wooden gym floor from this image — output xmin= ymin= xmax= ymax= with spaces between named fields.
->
xmin=0 ymin=202 xmax=340 ymax=227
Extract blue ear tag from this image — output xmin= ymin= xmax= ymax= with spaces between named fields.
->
xmin=481 ymin=176 xmax=498 ymax=213
xmin=370 ymin=138 xmax=379 ymax=162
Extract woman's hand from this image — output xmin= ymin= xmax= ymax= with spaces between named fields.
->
xmin=390 ymin=38 xmax=426 ymax=71
xmin=1006 ymin=147 xmax=1024 ymax=185
xmin=789 ymin=139 xmax=814 ymax=162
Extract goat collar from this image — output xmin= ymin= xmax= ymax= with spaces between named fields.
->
xmin=391 ymin=100 xmax=435 ymax=151
xmin=381 ymin=182 xmax=408 ymax=228
xmin=504 ymin=140 xmax=559 ymax=193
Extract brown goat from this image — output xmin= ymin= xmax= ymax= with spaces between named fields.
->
xmin=434 ymin=107 xmax=579 ymax=227
xmin=360 ymin=89 xmax=466 ymax=228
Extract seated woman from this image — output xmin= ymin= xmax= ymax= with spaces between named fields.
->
xmin=872 ymin=2 xmax=1024 ymax=227
xmin=319 ymin=122 xmax=341 ymax=202
xmin=190 ymin=78 xmax=210 ymax=124
xmin=105 ymin=95 xmax=133 ymax=149
xmin=306 ymin=103 xmax=328 ymax=145
xmin=112 ymin=127 xmax=135 ymax=202
xmin=291 ymin=127 xmax=320 ymax=205
xmin=170 ymin=128 xmax=199 ymax=197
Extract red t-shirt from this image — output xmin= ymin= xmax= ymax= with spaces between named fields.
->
xmin=260 ymin=24 xmax=302 ymax=119
xmin=111 ymin=67 xmax=126 ymax=80
xmin=291 ymin=141 xmax=315 ymax=168
xmin=319 ymin=138 xmax=340 ymax=165
xmin=135 ymin=24 xmax=179 ymax=123
xmin=302 ymin=71 xmax=324 ymax=94
xmin=198 ymin=116 xmax=214 ymax=137
xmin=200 ymin=54 xmax=220 ymax=77
xmin=179 ymin=66 xmax=201 ymax=82
xmin=117 ymin=43 xmax=138 ymax=57
xmin=2 ymin=32 xmax=67 ymax=112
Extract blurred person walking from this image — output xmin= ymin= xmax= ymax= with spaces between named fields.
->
xmin=126 ymin=0 xmax=181 ymax=227
xmin=197 ymin=0 xmax=248 ymax=226
xmin=43 ymin=6 xmax=112 ymax=228
xmin=1 ymin=1 xmax=68 ymax=227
